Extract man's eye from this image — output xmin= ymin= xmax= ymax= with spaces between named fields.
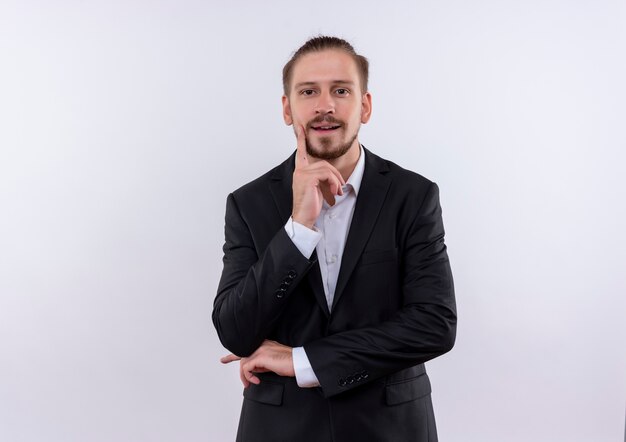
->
xmin=301 ymin=89 xmax=315 ymax=96
xmin=335 ymin=88 xmax=349 ymax=95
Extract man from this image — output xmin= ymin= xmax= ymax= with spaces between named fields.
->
xmin=213 ymin=36 xmax=456 ymax=442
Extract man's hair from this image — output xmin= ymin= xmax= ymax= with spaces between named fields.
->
xmin=282 ymin=36 xmax=369 ymax=96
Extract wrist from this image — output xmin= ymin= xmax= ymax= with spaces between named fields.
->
xmin=291 ymin=214 xmax=315 ymax=230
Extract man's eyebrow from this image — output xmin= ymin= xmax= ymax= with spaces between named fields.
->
xmin=332 ymin=80 xmax=355 ymax=86
xmin=294 ymin=80 xmax=356 ymax=88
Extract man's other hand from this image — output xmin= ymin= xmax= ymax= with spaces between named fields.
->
xmin=220 ymin=340 xmax=295 ymax=388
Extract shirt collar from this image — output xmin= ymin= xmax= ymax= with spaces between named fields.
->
xmin=344 ymin=144 xmax=365 ymax=196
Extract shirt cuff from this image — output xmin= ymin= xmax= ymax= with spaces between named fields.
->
xmin=284 ymin=217 xmax=322 ymax=259
xmin=292 ymin=346 xmax=320 ymax=388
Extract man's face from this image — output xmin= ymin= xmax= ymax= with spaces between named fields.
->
xmin=282 ymin=49 xmax=372 ymax=160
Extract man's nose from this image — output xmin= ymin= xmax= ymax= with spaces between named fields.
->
xmin=314 ymin=91 xmax=335 ymax=114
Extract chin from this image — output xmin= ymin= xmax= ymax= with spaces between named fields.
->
xmin=306 ymin=135 xmax=357 ymax=161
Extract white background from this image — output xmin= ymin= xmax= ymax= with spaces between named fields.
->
xmin=1 ymin=1 xmax=625 ymax=441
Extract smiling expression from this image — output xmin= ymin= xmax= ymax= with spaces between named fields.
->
xmin=282 ymin=49 xmax=372 ymax=161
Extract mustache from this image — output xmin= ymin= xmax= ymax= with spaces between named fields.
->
xmin=307 ymin=115 xmax=344 ymax=128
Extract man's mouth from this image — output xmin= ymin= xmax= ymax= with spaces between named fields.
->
xmin=311 ymin=124 xmax=341 ymax=132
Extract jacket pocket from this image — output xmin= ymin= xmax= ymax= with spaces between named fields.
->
xmin=385 ymin=373 xmax=432 ymax=405
xmin=243 ymin=380 xmax=284 ymax=406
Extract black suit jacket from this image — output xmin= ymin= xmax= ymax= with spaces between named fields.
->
xmin=213 ymin=148 xmax=456 ymax=442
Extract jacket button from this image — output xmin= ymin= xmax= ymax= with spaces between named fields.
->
xmin=280 ymin=281 xmax=290 ymax=289
xmin=338 ymin=378 xmax=347 ymax=387
xmin=287 ymin=270 xmax=297 ymax=280
xmin=275 ymin=288 xmax=287 ymax=298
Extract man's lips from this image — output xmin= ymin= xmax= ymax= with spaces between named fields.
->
xmin=310 ymin=124 xmax=341 ymax=132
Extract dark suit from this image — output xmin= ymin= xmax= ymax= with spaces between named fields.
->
xmin=213 ymin=147 xmax=456 ymax=442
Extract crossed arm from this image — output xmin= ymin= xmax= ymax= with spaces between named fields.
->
xmin=220 ymin=340 xmax=295 ymax=388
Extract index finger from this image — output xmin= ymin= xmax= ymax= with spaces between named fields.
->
xmin=295 ymin=124 xmax=308 ymax=169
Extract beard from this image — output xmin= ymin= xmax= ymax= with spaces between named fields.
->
xmin=305 ymin=132 xmax=358 ymax=160
xmin=304 ymin=115 xmax=359 ymax=160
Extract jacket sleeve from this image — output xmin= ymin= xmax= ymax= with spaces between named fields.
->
xmin=212 ymin=192 xmax=317 ymax=357
xmin=303 ymin=182 xmax=457 ymax=398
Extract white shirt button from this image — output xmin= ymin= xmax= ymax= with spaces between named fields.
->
xmin=327 ymin=255 xmax=337 ymax=264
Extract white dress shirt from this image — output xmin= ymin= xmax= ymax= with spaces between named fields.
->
xmin=284 ymin=146 xmax=365 ymax=388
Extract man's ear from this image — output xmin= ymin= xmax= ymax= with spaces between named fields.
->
xmin=361 ymin=92 xmax=372 ymax=124
xmin=282 ymin=95 xmax=293 ymax=125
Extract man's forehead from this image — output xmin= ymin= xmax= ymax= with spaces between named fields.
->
xmin=291 ymin=50 xmax=360 ymax=87
xmin=293 ymin=49 xmax=358 ymax=82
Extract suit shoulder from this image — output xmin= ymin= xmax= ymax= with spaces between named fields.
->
xmin=367 ymin=149 xmax=435 ymax=191
xmin=229 ymin=154 xmax=293 ymax=201
xmin=366 ymin=150 xmax=444 ymax=226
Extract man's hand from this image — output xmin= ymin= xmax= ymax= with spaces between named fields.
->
xmin=291 ymin=125 xmax=345 ymax=228
xmin=220 ymin=340 xmax=295 ymax=388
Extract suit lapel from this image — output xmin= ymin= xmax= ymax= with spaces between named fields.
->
xmin=268 ymin=155 xmax=294 ymax=223
xmin=332 ymin=148 xmax=391 ymax=311
xmin=269 ymin=153 xmax=330 ymax=318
